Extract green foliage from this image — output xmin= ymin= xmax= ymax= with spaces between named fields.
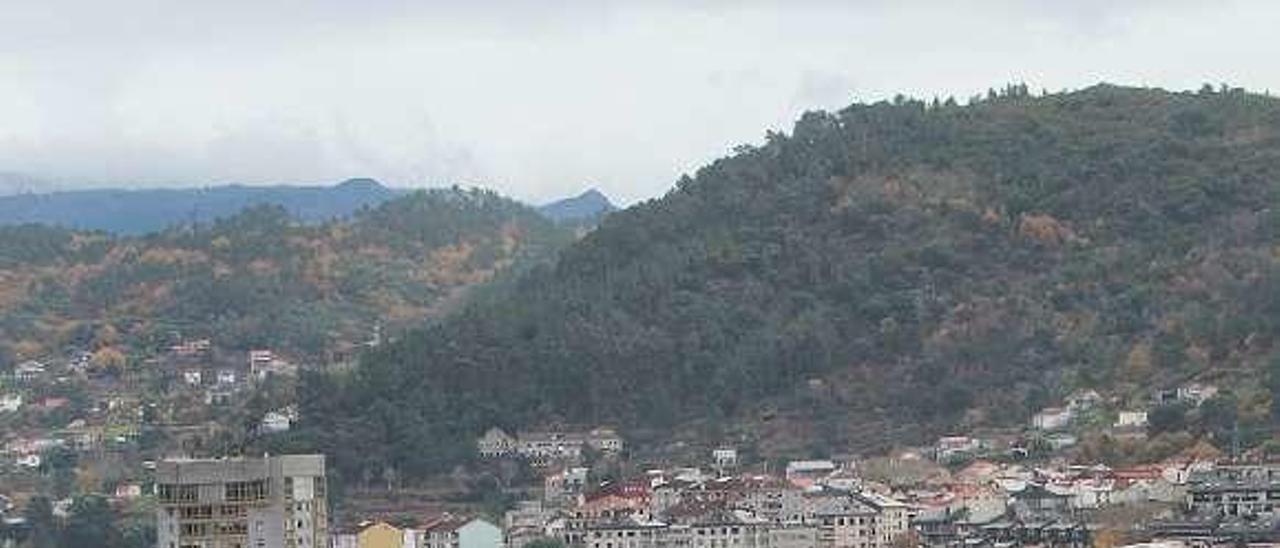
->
xmin=298 ymin=85 xmax=1280 ymax=483
xmin=1149 ymin=403 xmax=1191 ymax=436
xmin=1270 ymin=354 xmax=1280 ymax=422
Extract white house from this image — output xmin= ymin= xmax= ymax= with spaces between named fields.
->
xmin=261 ymin=411 xmax=293 ymax=434
xmin=1066 ymin=389 xmax=1102 ymax=413
xmin=935 ymin=436 xmax=982 ymax=461
xmin=182 ymin=370 xmax=202 ymax=386
xmin=587 ymin=427 xmax=624 ymax=453
xmin=14 ymin=360 xmax=46 ymax=382
xmin=1046 ymin=432 xmax=1078 ymax=451
xmin=1032 ymin=407 xmax=1073 ymax=431
xmin=712 ymin=447 xmax=739 ymax=470
xmin=477 ymin=427 xmax=516 ymax=457
xmin=1177 ymin=383 xmax=1218 ymax=405
xmin=216 ymin=369 xmax=237 ymax=385
xmin=420 ymin=517 xmax=502 ymax=548
xmin=16 ymin=454 xmax=41 ymax=468
xmin=0 ymin=393 xmax=21 ymax=413
xmin=785 ymin=460 xmax=837 ymax=486
xmin=1115 ymin=410 xmax=1149 ymax=428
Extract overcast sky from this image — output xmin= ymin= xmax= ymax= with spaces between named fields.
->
xmin=0 ymin=1 xmax=1275 ymax=204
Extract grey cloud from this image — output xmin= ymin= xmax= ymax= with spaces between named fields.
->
xmin=0 ymin=1 xmax=1276 ymax=205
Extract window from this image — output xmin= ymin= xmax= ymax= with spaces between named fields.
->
xmin=226 ymin=480 xmax=269 ymax=502
xmin=159 ymin=484 xmax=199 ymax=503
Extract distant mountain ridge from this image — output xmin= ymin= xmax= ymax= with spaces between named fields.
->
xmin=0 ymin=179 xmax=615 ymax=234
xmin=538 ymin=188 xmax=617 ymax=223
xmin=0 ymin=178 xmax=404 ymax=234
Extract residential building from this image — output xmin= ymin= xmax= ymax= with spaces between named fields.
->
xmin=171 ymin=339 xmax=212 ymax=357
xmin=1065 ymin=389 xmax=1101 ymax=413
xmin=544 ymin=467 xmax=589 ymax=504
xmin=155 ymin=454 xmax=327 ymax=548
xmin=13 ymin=360 xmax=46 ymax=382
xmin=261 ymin=411 xmax=294 ymax=434
xmin=934 ymin=436 xmax=982 ymax=462
xmin=785 ymin=460 xmax=837 ymax=487
xmin=1115 ymin=410 xmax=1149 ymax=429
xmin=1187 ymin=464 xmax=1280 ymax=517
xmin=418 ymin=517 xmax=501 ymax=548
xmin=518 ymin=432 xmax=585 ymax=463
xmin=505 ymin=501 xmax=557 ymax=548
xmin=712 ymin=447 xmax=738 ymax=471
xmin=250 ymin=350 xmax=298 ymax=381
xmin=357 ymin=522 xmax=403 ymax=548
xmin=1177 ymin=383 xmax=1218 ymax=406
xmin=476 ymin=428 xmax=516 ymax=458
xmin=0 ymin=394 xmax=21 ymax=413
xmin=587 ymin=428 xmax=624 ymax=454
xmin=1031 ymin=407 xmax=1072 ymax=431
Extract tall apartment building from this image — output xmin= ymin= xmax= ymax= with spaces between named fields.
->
xmin=156 ymin=454 xmax=327 ymax=548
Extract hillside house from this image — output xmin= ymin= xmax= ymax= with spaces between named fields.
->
xmin=712 ymin=447 xmax=739 ymax=470
xmin=15 ymin=454 xmax=40 ymax=468
xmin=785 ymin=460 xmax=837 ymax=487
xmin=544 ymin=466 xmax=589 ymax=503
xmin=476 ymin=427 xmax=516 ymax=457
xmin=1177 ymin=383 xmax=1218 ymax=405
xmin=587 ymin=427 xmax=624 ymax=453
xmin=1066 ymin=389 xmax=1102 ymax=413
xmin=935 ymin=436 xmax=982 ymax=461
xmin=1046 ymin=433 xmax=1078 ymax=451
xmin=1032 ymin=407 xmax=1073 ymax=431
xmin=261 ymin=410 xmax=294 ymax=433
xmin=14 ymin=360 xmax=46 ymax=382
xmin=0 ymin=394 xmax=21 ymax=413
xmin=1115 ymin=410 xmax=1149 ymax=428
xmin=170 ymin=338 xmax=211 ymax=357
xmin=248 ymin=349 xmax=297 ymax=380
xmin=519 ymin=432 xmax=584 ymax=462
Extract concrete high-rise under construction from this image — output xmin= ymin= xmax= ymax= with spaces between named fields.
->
xmin=156 ymin=454 xmax=327 ymax=548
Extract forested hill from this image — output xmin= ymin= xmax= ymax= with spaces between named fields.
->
xmin=0 ymin=178 xmax=403 ymax=235
xmin=296 ymin=84 xmax=1280 ymax=482
xmin=0 ymin=188 xmax=572 ymax=360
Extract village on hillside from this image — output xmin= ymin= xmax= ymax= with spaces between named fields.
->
xmin=0 ymin=332 xmax=1274 ymax=548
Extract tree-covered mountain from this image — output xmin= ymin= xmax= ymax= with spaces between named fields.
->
xmin=293 ymin=84 xmax=1280 ymax=483
xmin=0 ymin=178 xmax=405 ymax=235
xmin=538 ymin=188 xmax=617 ymax=223
xmin=0 ymin=188 xmax=573 ymax=360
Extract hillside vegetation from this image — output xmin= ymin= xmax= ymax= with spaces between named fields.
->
xmin=294 ymin=85 xmax=1278 ymax=483
xmin=0 ymin=188 xmax=572 ymax=361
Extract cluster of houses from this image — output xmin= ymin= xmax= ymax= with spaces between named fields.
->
xmin=1142 ymin=463 xmax=1280 ymax=544
xmin=492 ymin=438 xmax=1261 ymax=548
xmin=160 ymin=343 xmax=298 ymax=405
xmin=502 ymin=461 xmax=912 ymax=548
xmin=932 ymin=384 xmax=1222 ymax=466
xmin=1030 ymin=384 xmax=1216 ymax=435
xmin=1 ymin=341 xmax=302 ymax=507
xmin=477 ymin=426 xmax=625 ymax=465
xmin=332 ymin=514 xmax=503 ymax=548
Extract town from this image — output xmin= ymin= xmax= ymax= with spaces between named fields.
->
xmin=0 ymin=342 xmax=1275 ymax=548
